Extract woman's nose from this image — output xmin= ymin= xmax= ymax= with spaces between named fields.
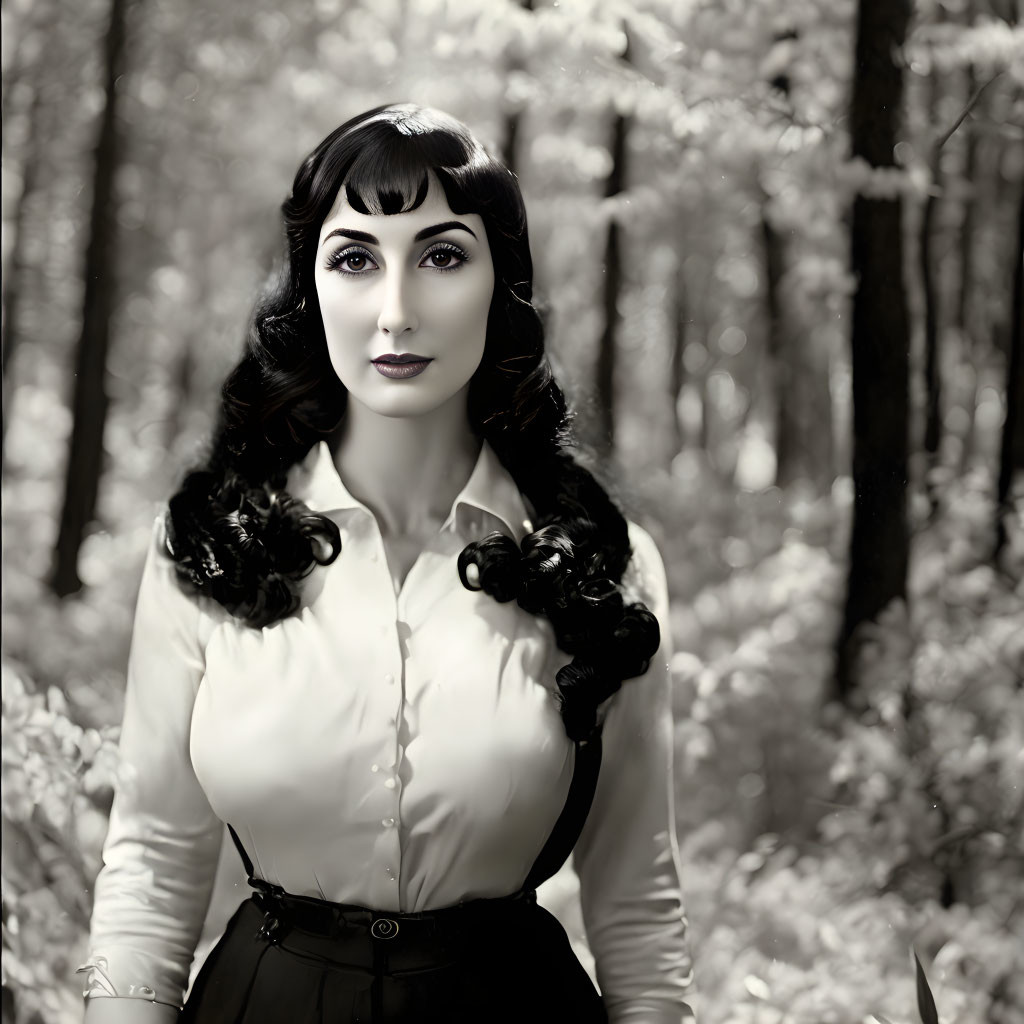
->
xmin=377 ymin=269 xmax=418 ymax=336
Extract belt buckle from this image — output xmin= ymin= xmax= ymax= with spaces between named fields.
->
xmin=256 ymin=912 xmax=281 ymax=944
xmin=370 ymin=917 xmax=399 ymax=940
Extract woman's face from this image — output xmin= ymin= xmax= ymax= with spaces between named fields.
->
xmin=314 ymin=172 xmax=494 ymax=420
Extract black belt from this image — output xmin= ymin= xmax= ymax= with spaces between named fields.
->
xmin=246 ymin=878 xmax=538 ymax=945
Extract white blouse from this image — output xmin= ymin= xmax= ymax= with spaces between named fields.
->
xmin=80 ymin=439 xmax=695 ymax=1022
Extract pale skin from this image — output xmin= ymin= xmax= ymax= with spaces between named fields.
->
xmin=83 ymin=174 xmax=495 ymax=1022
xmin=317 ymin=171 xmax=495 ymax=591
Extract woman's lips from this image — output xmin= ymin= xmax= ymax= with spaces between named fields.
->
xmin=371 ymin=353 xmax=433 ymax=379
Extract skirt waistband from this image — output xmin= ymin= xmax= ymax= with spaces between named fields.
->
xmin=249 ymin=880 xmax=539 ymax=945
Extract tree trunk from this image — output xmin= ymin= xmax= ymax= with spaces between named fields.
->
xmin=1 ymin=2 xmax=60 ymax=463
xmin=835 ymin=0 xmax=913 ymax=704
xmin=760 ymin=203 xmax=801 ymax=485
xmin=956 ymin=65 xmax=979 ymax=474
xmin=761 ymin=197 xmax=832 ymax=488
xmin=920 ymin=74 xmax=943 ymax=508
xmin=595 ymin=105 xmax=628 ymax=459
xmin=669 ymin=257 xmax=688 ymax=456
xmin=49 ymin=0 xmax=128 ymax=598
xmin=995 ymin=184 xmax=1024 ymax=561
xmin=502 ymin=108 xmax=522 ymax=179
xmin=163 ymin=334 xmax=196 ymax=452
xmin=500 ymin=0 xmax=534 ymax=176
xmin=0 ymin=82 xmax=47 ymax=463
xmin=699 ymin=370 xmax=712 ymax=454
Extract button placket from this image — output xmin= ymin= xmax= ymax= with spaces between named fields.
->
xmin=362 ymin=516 xmax=406 ymax=901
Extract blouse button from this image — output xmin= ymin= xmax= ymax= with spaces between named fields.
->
xmin=371 ymin=764 xmax=381 ymax=773
xmin=384 ymin=673 xmax=395 ymax=686
xmin=384 ymin=778 xmax=396 ymax=790
xmin=382 ymin=817 xmax=395 ymax=828
xmin=370 ymin=551 xmax=379 ymax=563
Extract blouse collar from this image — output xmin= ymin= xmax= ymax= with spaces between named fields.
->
xmin=288 ymin=439 xmax=533 ymax=544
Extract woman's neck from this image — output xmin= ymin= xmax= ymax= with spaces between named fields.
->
xmin=329 ymin=388 xmax=481 ymax=539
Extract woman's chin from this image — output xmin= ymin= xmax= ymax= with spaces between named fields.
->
xmin=349 ymin=388 xmax=461 ymax=422
xmin=343 ymin=375 xmax=477 ymax=423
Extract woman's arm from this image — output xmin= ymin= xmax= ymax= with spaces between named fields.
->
xmin=572 ymin=523 xmax=697 ymax=1024
xmin=78 ymin=515 xmax=225 ymax=1020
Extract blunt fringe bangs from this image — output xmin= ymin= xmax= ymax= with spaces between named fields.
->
xmin=290 ymin=105 xmax=520 ymax=278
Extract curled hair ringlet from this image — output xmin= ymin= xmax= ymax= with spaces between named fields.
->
xmin=458 ymin=534 xmax=522 ymax=603
xmin=165 ymin=103 xmax=659 ymax=739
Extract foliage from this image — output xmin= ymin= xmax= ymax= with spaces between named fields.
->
xmin=657 ymin=466 xmax=1024 ymax=1023
xmin=1 ymin=665 xmax=119 ymax=1023
xmin=678 ymin=842 xmax=1022 ymax=1024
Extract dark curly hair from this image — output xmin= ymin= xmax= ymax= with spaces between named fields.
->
xmin=165 ymin=103 xmax=659 ymax=741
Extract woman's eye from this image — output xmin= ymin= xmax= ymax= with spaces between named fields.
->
xmin=326 ymin=247 xmax=377 ymax=274
xmin=420 ymin=244 xmax=469 ymax=272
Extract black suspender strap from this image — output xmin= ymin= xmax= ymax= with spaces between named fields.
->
xmin=522 ymin=728 xmax=604 ymax=892
xmin=227 ymin=822 xmax=256 ymax=881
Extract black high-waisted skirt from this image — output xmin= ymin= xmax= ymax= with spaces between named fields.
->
xmin=179 ymin=885 xmax=608 ymax=1024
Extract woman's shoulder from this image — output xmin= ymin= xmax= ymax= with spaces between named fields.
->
xmin=138 ymin=509 xmax=228 ymax=638
xmin=622 ymin=520 xmax=669 ymax=616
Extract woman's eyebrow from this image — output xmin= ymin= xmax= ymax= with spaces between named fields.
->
xmin=320 ymin=221 xmax=478 ymax=249
xmin=413 ymin=221 xmax=477 ymax=241
xmin=321 ymin=227 xmax=377 ymax=247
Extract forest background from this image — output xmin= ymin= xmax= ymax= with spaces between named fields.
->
xmin=2 ymin=0 xmax=1022 ymax=1021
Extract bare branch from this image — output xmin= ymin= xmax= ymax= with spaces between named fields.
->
xmin=934 ymin=71 xmax=1003 ymax=152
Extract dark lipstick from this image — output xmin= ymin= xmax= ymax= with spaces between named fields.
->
xmin=371 ymin=353 xmax=433 ymax=379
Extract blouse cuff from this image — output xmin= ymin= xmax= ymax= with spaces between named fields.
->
xmin=74 ymin=951 xmax=180 ymax=1008
xmin=606 ymin=1001 xmax=697 ymax=1024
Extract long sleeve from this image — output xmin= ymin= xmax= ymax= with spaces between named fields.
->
xmin=77 ymin=515 xmax=225 ymax=1010
xmin=573 ymin=524 xmax=696 ymax=1023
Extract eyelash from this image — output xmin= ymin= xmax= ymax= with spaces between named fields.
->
xmin=421 ymin=242 xmax=470 ymax=273
xmin=324 ymin=242 xmax=471 ymax=276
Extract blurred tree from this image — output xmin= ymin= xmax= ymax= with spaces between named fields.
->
xmin=500 ymin=0 xmax=534 ymax=175
xmin=0 ymin=76 xmax=46 ymax=464
xmin=594 ymin=23 xmax=629 ymax=460
xmin=759 ymin=28 xmax=811 ymax=489
xmin=919 ymin=71 xmax=943 ymax=511
xmin=0 ymin=0 xmax=59 ymax=464
xmin=759 ymin=198 xmax=800 ymax=486
xmin=836 ymin=0 xmax=912 ymax=702
xmin=669 ymin=255 xmax=688 ymax=457
xmin=956 ymin=63 xmax=981 ymax=475
xmin=995 ymin=184 xmax=1023 ymax=561
xmin=49 ymin=0 xmax=129 ymax=598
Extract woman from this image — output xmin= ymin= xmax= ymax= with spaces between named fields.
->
xmin=78 ymin=104 xmax=695 ymax=1023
